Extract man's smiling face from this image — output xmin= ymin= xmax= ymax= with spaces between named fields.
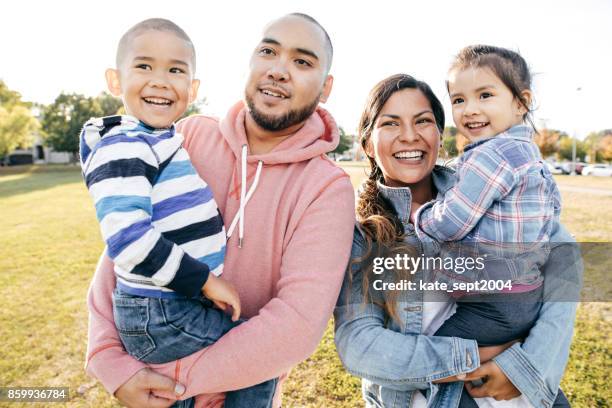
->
xmin=244 ymin=15 xmax=333 ymax=132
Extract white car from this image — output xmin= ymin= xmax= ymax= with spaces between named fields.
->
xmin=545 ymin=162 xmax=563 ymax=174
xmin=581 ymin=164 xmax=612 ymax=177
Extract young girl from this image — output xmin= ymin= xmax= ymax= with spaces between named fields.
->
xmin=413 ymin=45 xmax=564 ymax=407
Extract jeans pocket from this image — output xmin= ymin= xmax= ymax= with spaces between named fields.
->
xmin=112 ymin=290 xmax=155 ymax=360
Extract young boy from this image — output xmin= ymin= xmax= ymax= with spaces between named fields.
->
xmin=80 ymin=18 xmax=275 ymax=408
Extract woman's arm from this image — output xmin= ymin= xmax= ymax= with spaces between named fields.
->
xmin=491 ymin=223 xmax=581 ymax=406
xmin=333 ymin=231 xmax=480 ymax=391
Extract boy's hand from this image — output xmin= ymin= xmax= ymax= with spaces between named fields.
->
xmin=202 ymin=275 xmax=241 ymax=321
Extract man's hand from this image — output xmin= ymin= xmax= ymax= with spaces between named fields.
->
xmin=464 ymin=361 xmax=521 ymax=401
xmin=202 ymin=275 xmax=241 ymax=321
xmin=114 ymin=368 xmax=185 ymax=408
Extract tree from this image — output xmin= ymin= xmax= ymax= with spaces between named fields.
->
xmin=598 ymin=135 xmax=612 ymax=162
xmin=442 ymin=126 xmax=458 ymax=157
xmin=0 ymin=80 xmax=24 ymax=108
xmin=331 ymin=126 xmax=353 ymax=159
xmin=0 ymin=105 xmax=40 ymax=159
xmin=41 ymin=92 xmax=123 ymax=160
xmin=584 ymin=129 xmax=612 ymax=162
xmin=558 ymin=135 xmax=586 ymax=162
xmin=456 ymin=132 xmax=470 ymax=154
xmin=179 ymin=97 xmax=207 ymax=121
xmin=0 ymin=81 xmax=39 ymax=161
xmin=96 ymin=92 xmax=123 ymax=117
xmin=533 ymin=128 xmax=561 ymax=158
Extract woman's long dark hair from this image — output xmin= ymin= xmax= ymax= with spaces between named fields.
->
xmin=352 ymin=74 xmax=444 ymax=323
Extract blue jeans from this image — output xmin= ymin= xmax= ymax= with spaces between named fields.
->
xmin=112 ymin=288 xmax=276 ymax=408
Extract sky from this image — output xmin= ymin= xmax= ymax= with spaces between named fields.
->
xmin=2 ymin=0 xmax=611 ymax=138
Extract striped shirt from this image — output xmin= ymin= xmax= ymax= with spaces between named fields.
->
xmin=80 ymin=115 xmax=225 ymax=299
xmin=415 ymin=125 xmax=561 ymax=286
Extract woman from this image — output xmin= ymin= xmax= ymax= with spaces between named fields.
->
xmin=334 ymin=74 xmax=580 ymax=408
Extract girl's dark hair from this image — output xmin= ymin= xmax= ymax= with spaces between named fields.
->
xmin=352 ymin=74 xmax=444 ymax=322
xmin=449 ymin=44 xmax=535 ymax=130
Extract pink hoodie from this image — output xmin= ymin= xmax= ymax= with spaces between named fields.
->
xmin=85 ymin=101 xmax=356 ymax=407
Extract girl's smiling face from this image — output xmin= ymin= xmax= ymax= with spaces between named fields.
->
xmin=366 ymin=88 xmax=441 ymax=188
xmin=448 ymin=66 xmax=530 ymax=141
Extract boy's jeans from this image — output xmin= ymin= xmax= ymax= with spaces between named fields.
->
xmin=112 ymin=288 xmax=276 ymax=408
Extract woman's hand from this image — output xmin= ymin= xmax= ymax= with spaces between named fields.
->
xmin=114 ymin=368 xmax=185 ymax=408
xmin=463 ymin=361 xmax=521 ymax=401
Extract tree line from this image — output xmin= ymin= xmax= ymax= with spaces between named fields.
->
xmin=0 ymin=80 xmax=204 ymax=162
xmin=1 ymin=80 xmax=610 ymax=163
xmin=442 ymin=126 xmax=612 ymax=162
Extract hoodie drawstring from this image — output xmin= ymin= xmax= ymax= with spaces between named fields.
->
xmin=227 ymin=144 xmax=263 ymax=248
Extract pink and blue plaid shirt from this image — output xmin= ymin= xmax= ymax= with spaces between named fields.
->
xmin=415 ymin=125 xmax=561 ymax=286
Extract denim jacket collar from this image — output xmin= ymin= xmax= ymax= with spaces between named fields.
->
xmin=375 ymin=165 xmax=457 ymax=225
xmin=464 ymin=124 xmax=533 ymax=153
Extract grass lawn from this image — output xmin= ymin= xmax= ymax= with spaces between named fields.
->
xmin=0 ymin=165 xmax=610 ymax=407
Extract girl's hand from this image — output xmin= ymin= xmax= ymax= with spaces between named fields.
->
xmin=463 ymin=361 xmax=521 ymax=401
xmin=114 ymin=368 xmax=185 ymax=408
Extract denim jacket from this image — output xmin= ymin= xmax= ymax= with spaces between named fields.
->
xmin=334 ymin=166 xmax=581 ymax=408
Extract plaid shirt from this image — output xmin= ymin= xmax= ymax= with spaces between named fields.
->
xmin=415 ymin=125 xmax=561 ymax=285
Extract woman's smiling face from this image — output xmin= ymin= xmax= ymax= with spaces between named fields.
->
xmin=366 ymin=88 xmax=441 ymax=188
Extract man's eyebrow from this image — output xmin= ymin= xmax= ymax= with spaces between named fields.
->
xmin=261 ymin=37 xmax=281 ymax=46
xmin=260 ymin=37 xmax=319 ymax=61
xmin=296 ymin=47 xmax=319 ymax=61
xmin=169 ymin=59 xmax=189 ymax=67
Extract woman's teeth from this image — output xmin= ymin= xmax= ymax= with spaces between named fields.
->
xmin=143 ymin=97 xmax=172 ymax=105
xmin=394 ymin=151 xmax=424 ymax=160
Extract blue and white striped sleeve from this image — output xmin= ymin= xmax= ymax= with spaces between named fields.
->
xmin=415 ymin=146 xmax=516 ymax=242
xmin=82 ymin=133 xmax=210 ymax=298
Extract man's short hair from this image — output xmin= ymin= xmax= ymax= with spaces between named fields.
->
xmin=288 ymin=12 xmax=333 ymax=72
xmin=116 ymin=18 xmax=196 ymax=71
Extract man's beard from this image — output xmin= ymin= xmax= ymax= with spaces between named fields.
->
xmin=245 ymin=94 xmax=320 ymax=132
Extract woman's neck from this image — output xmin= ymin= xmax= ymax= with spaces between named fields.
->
xmin=409 ymin=174 xmax=435 ymax=206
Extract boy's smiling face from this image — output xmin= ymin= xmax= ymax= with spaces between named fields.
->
xmin=106 ymin=30 xmax=199 ymax=129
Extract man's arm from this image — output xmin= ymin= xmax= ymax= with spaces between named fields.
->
xmin=85 ymin=251 xmax=148 ymax=394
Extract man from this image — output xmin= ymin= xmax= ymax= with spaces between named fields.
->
xmin=85 ymin=13 xmax=355 ymax=408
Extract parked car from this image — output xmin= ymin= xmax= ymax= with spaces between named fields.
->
xmin=545 ymin=162 xmax=563 ymax=174
xmin=582 ymin=164 xmax=612 ymax=177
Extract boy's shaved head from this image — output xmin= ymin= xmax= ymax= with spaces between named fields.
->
xmin=116 ymin=18 xmax=196 ymax=70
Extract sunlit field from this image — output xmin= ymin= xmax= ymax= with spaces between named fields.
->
xmin=1 ymin=164 xmax=609 ymax=407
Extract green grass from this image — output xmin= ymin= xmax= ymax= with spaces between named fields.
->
xmin=0 ymin=165 xmax=610 ymax=407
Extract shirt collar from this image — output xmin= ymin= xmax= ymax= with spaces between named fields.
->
xmin=464 ymin=124 xmax=534 ymax=153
